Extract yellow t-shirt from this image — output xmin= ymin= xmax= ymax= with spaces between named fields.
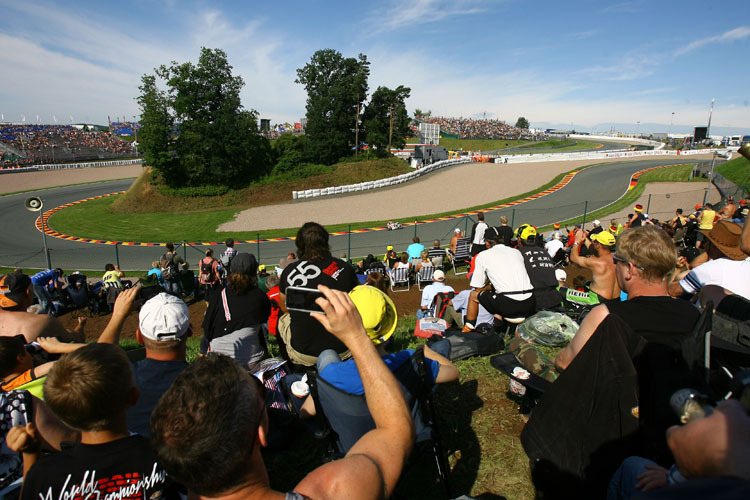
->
xmin=698 ymin=210 xmax=715 ymax=230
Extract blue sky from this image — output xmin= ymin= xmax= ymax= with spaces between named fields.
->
xmin=1 ymin=0 xmax=749 ymax=134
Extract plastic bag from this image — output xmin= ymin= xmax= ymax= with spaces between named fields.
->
xmin=516 ymin=311 xmax=579 ymax=347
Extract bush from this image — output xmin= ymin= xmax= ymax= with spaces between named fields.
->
xmin=158 ymin=185 xmax=230 ymax=197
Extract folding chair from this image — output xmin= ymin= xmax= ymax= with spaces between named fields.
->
xmin=309 ymin=346 xmax=451 ymax=498
xmin=390 ymin=267 xmax=411 ymax=293
xmin=417 ymin=266 xmax=435 ymax=290
xmin=450 ymin=238 xmax=472 ymax=275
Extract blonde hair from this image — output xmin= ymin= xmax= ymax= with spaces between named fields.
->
xmin=616 ymin=226 xmax=677 ymax=282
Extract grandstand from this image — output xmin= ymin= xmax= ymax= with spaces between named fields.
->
xmin=418 ymin=116 xmax=541 ymax=140
xmin=0 ymin=124 xmax=138 ymax=169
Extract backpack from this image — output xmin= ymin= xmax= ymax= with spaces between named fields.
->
xmin=161 ymin=254 xmax=177 ymax=280
xmin=427 ymin=325 xmax=503 ymax=361
xmin=200 ymin=257 xmax=218 ymax=284
xmin=433 ymin=291 xmax=456 ymax=319
xmin=220 ymin=249 xmax=234 ymax=271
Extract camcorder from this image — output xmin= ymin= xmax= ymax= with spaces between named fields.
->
xmin=670 ymin=369 xmax=750 ymax=424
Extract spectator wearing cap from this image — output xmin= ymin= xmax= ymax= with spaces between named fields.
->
xmin=570 ymin=225 xmax=619 ymax=301
xmin=307 ymin=285 xmax=457 ymax=404
xmin=545 ymin=231 xmax=565 ymax=260
xmin=610 ymin=218 xmax=624 ymax=236
xmin=464 ymin=231 xmax=535 ymax=329
xmin=0 ymin=272 xmax=84 ymax=343
xmin=126 ymin=292 xmax=191 ymax=437
xmin=627 ymin=204 xmax=645 ymax=228
xmin=417 ymin=270 xmax=454 ymax=319
xmin=589 ymin=220 xmax=604 ymax=235
xmin=383 ymin=245 xmax=399 ymax=270
xmin=555 ymin=269 xmax=567 ymax=288
xmin=545 ymin=222 xmax=562 ymax=242
xmin=670 ymin=221 xmax=750 ymax=301
xmin=732 ymin=199 xmax=748 ymax=223
xmin=516 ymin=224 xmax=561 ymax=311
xmin=203 ymin=253 xmax=270 ymax=371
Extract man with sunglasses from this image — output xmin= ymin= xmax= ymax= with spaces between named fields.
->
xmin=151 ymin=285 xmax=415 ymax=500
xmin=555 ymin=226 xmax=699 ymax=371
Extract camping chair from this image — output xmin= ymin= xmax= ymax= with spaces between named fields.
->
xmin=390 ymin=267 xmax=411 ymax=293
xmin=308 ymin=346 xmax=451 ymax=499
xmin=417 ymin=266 xmax=435 ymax=290
xmin=65 ymin=274 xmax=99 ymax=317
xmin=450 ymin=238 xmax=472 ymax=275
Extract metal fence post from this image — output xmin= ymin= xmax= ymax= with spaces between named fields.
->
xmin=582 ymin=201 xmax=589 ymax=227
xmin=182 ymin=241 xmax=187 ymax=261
xmin=511 ymin=208 xmax=516 ymax=228
xmin=115 ymin=243 xmax=120 ymax=269
xmin=347 ymin=225 xmax=351 ymax=259
xmin=413 ymin=220 xmax=417 ymax=239
xmin=464 ymin=216 xmax=469 ymax=235
xmin=256 ymin=233 xmax=261 ymax=261
xmin=646 ymin=193 xmax=652 ymax=214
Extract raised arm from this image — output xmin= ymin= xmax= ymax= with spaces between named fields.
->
xmin=296 ymin=285 xmax=414 ymax=499
xmin=98 ymin=285 xmax=140 ymax=344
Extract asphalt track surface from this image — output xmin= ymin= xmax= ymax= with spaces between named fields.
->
xmin=0 ymin=157 xmax=694 ymax=271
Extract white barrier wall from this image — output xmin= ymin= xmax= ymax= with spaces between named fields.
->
xmin=494 ymin=148 xmax=727 ymax=164
xmin=0 ymin=158 xmax=142 ymax=175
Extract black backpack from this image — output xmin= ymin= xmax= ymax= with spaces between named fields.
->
xmin=161 ymin=254 xmax=177 ymax=280
xmin=433 ymin=292 xmax=456 ymax=319
xmin=200 ymin=258 xmax=218 ymax=284
xmin=427 ymin=324 xmax=503 ymax=361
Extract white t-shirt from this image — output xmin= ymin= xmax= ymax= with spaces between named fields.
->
xmin=545 ymin=239 xmax=564 ymax=258
xmin=420 ymin=282 xmax=455 ymax=309
xmin=473 ymin=222 xmax=488 ymax=246
xmin=679 ymin=257 xmax=750 ymax=300
xmin=469 ymin=244 xmax=532 ymax=301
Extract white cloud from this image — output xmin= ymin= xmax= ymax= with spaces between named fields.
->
xmin=364 ymin=0 xmax=490 ymax=34
xmin=674 ymin=26 xmax=750 ymax=56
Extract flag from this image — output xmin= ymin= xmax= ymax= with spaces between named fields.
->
xmin=1 ymin=114 xmax=4 ymax=121
xmin=108 ymin=115 xmax=111 ymax=124
xmin=294 ymin=122 xmax=301 ymax=130
xmin=36 ymin=115 xmax=40 ymax=122
xmin=53 ymin=115 xmax=57 ymax=123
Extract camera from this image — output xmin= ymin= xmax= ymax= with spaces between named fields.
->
xmin=671 ymin=370 xmax=750 ymax=424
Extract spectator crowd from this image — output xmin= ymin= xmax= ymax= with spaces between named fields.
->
xmin=417 ymin=116 xmax=538 ymax=140
xmin=1 ymin=187 xmax=750 ymax=499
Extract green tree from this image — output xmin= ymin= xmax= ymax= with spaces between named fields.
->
xmin=413 ymin=109 xmax=431 ymax=118
xmin=515 ymin=117 xmax=530 ymax=129
xmin=362 ymin=85 xmax=411 ymax=156
xmin=296 ymin=49 xmax=370 ymax=165
xmin=137 ymin=48 xmax=271 ymax=188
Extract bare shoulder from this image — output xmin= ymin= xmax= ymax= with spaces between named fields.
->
xmin=295 ymin=455 xmax=384 ymax=500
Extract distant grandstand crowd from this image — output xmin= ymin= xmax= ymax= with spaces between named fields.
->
xmin=418 ymin=116 xmax=538 ymax=140
xmin=0 ymin=124 xmax=137 ymax=169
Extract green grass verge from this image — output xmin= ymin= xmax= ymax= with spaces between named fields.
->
xmin=436 ymin=137 xmax=535 ymax=151
xmin=716 ymin=155 xmax=750 ymax=188
xmin=536 ymin=163 xmax=704 ymax=232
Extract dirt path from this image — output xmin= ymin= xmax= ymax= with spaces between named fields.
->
xmin=220 ymin=156 xmax=715 ymax=231
xmin=0 ymin=163 xmax=144 ymax=194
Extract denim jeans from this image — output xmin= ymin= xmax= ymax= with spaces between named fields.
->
xmin=32 ymin=284 xmax=52 ymax=315
xmin=317 ymin=349 xmax=343 ymax=373
xmin=607 ymin=456 xmax=659 ymax=500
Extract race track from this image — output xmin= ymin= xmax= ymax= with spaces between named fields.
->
xmin=0 ymin=156 xmax=709 ymax=271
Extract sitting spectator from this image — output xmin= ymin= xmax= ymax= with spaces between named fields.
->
xmin=0 ymin=335 xmax=86 ymax=393
xmin=516 ymin=224 xmax=561 ymax=311
xmin=417 ymin=270 xmax=454 ymax=319
xmin=10 ymin=342 xmax=179 ymax=499
xmin=383 ymin=245 xmax=399 ymax=270
xmin=669 ymin=221 xmax=750 ymax=301
xmin=406 ymin=236 xmax=425 ymax=261
xmin=150 ymin=286 xmax=414 ymax=500
xmin=0 ymin=272 xmax=84 ymax=342
xmin=278 ymin=222 xmax=358 ymax=366
xmin=392 ymin=252 xmax=412 ymax=274
xmin=570 ymin=226 xmax=619 ymax=301
xmin=147 ymin=260 xmax=164 ymax=287
xmin=29 ymin=268 xmax=63 ymax=316
xmin=364 ymin=271 xmax=388 ymax=294
xmin=359 ymin=253 xmax=385 ymax=273
xmin=102 ymin=263 xmax=124 ymax=288
xmin=449 ymin=228 xmax=463 ymax=255
xmin=427 ymin=239 xmax=447 ymax=268
xmin=545 ymin=231 xmax=564 ymax=260
xmin=203 ymin=253 xmax=270 ymax=371
xmin=415 ymin=250 xmax=433 ymax=273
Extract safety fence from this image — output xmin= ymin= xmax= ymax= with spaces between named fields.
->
xmin=0 ymin=158 xmax=142 ymax=175
xmin=495 ymin=148 xmax=727 ymax=164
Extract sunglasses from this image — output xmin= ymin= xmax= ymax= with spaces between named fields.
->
xmin=612 ymin=254 xmax=645 ymax=271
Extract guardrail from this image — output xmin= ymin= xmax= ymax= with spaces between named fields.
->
xmin=0 ymin=158 xmax=142 ymax=175
xmin=292 ymin=157 xmax=468 ymax=199
xmin=494 ymin=148 xmax=728 ymax=164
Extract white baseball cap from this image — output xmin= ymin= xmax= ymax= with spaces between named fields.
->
xmin=454 ymin=228 xmax=461 ymax=233
xmin=555 ymin=269 xmax=567 ymax=282
xmin=139 ymin=293 xmax=190 ymax=342
xmin=433 ymin=269 xmax=446 ymax=281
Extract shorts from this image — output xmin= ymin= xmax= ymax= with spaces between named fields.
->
xmin=478 ymin=290 xmax=535 ymax=319
xmin=277 ymin=313 xmax=351 ymax=366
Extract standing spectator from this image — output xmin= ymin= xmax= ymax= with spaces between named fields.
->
xmin=202 ymin=253 xmax=270 ymax=371
xmin=627 ymin=205 xmax=645 ymax=228
xmin=160 ymin=242 xmax=185 ymax=296
xmin=695 ymin=203 xmax=716 ymax=248
xmin=198 ymin=249 xmax=221 ymax=302
xmin=220 ymin=238 xmax=238 ymax=272
xmin=265 ymin=274 xmax=281 ymax=338
xmin=278 ymin=222 xmax=358 ymax=366
xmin=570 ymin=227 xmax=619 ymax=301
xmin=29 ymin=268 xmax=63 ymax=315
xmin=470 ymin=212 xmax=488 ymax=256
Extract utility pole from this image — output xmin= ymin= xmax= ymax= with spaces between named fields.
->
xmin=354 ymin=94 xmax=361 ymax=159
xmin=706 ymin=98 xmax=715 ymax=139
xmin=388 ymin=105 xmax=393 ymax=154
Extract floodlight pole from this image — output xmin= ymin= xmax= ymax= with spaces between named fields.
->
xmin=702 ymin=152 xmax=717 ymax=206
xmin=40 ymin=213 xmax=51 ymax=269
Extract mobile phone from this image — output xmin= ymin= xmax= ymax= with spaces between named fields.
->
xmin=285 ymin=286 xmax=325 ymax=314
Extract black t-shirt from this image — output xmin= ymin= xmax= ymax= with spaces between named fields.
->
xmin=607 ymin=295 xmax=699 ymax=348
xmin=127 ymin=358 xmax=189 ymax=437
xmin=22 ymin=435 xmax=179 ymax=500
xmin=202 ymin=286 xmax=271 ymax=343
xmin=630 ymin=213 xmax=645 ymax=228
xmin=491 ymin=225 xmax=514 ymax=246
xmin=519 ymin=246 xmax=560 ymax=310
xmin=280 ymin=257 xmax=358 ymax=356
